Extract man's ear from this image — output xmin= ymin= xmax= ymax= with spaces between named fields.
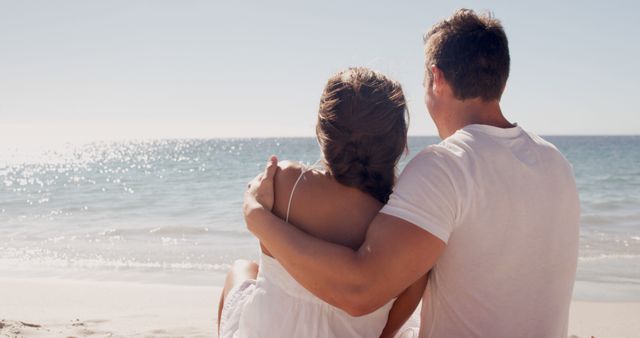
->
xmin=430 ymin=65 xmax=445 ymax=96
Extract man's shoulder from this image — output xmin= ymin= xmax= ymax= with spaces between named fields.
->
xmin=398 ymin=143 xmax=471 ymax=193
xmin=405 ymin=145 xmax=458 ymax=172
xmin=521 ymin=129 xmax=559 ymax=150
xmin=521 ymin=130 xmax=574 ymax=169
xmin=404 ymin=137 xmax=473 ymax=176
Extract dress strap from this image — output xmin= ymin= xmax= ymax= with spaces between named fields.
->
xmin=285 ymin=160 xmax=323 ymax=223
xmin=285 ymin=171 xmax=305 ymax=223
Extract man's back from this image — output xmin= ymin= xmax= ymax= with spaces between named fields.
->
xmin=381 ymin=124 xmax=580 ymax=337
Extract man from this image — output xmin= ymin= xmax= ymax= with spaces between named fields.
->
xmin=244 ymin=9 xmax=579 ymax=337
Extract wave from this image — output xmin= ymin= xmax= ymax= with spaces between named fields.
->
xmin=579 ymin=253 xmax=640 ymax=262
xmin=96 ymin=226 xmax=251 ymax=238
xmin=0 ymin=255 xmax=232 ymax=272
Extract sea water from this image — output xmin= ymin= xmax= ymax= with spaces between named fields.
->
xmin=1 ymin=136 xmax=639 ymax=300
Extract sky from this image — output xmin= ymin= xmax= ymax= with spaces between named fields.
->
xmin=1 ymin=0 xmax=638 ymax=141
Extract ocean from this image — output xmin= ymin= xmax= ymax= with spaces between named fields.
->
xmin=1 ymin=136 xmax=639 ymax=301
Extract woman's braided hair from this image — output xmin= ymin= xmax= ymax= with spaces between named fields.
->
xmin=316 ymin=67 xmax=408 ymax=203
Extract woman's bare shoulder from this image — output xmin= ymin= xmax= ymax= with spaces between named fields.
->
xmin=272 ymin=160 xmax=308 ymax=219
xmin=274 ymin=161 xmax=307 ymax=191
xmin=273 ymin=160 xmax=381 ymax=248
xmin=276 ymin=160 xmax=305 ymax=174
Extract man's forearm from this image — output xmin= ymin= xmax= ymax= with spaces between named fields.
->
xmin=246 ymin=207 xmax=379 ymax=315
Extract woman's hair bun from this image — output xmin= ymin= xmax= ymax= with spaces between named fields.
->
xmin=316 ymin=67 xmax=408 ymax=203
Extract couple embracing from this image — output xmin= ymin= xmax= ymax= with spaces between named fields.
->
xmin=219 ymin=9 xmax=579 ymax=338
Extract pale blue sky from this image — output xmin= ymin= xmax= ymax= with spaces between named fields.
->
xmin=1 ymin=0 xmax=638 ymax=139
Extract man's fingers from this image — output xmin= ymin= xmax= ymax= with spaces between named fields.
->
xmin=262 ymin=155 xmax=278 ymax=180
xmin=244 ymin=157 xmax=278 ymax=212
xmin=247 ymin=173 xmax=263 ymax=188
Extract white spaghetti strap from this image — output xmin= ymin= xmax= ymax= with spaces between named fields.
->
xmin=285 ymin=160 xmax=322 ymax=223
xmin=285 ymin=170 xmax=306 ymax=223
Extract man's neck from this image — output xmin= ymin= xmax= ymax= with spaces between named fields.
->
xmin=437 ymin=98 xmax=514 ymax=139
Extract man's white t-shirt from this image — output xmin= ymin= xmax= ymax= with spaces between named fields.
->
xmin=381 ymin=124 xmax=580 ymax=338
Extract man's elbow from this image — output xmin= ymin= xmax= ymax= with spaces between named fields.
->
xmin=336 ymin=255 xmax=385 ymax=316
xmin=344 ymin=303 xmax=380 ymax=317
xmin=339 ymin=286 xmax=382 ymax=317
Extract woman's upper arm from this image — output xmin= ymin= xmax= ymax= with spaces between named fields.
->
xmin=379 ymin=273 xmax=428 ymax=338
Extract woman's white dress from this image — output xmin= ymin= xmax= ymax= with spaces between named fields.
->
xmin=219 ymin=166 xmax=395 ymax=338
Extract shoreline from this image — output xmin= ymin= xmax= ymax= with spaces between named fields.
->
xmin=569 ymin=301 xmax=640 ymax=338
xmin=1 ymin=277 xmax=640 ymax=338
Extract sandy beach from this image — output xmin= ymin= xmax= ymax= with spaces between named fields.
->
xmin=1 ymin=277 xmax=638 ymax=338
xmin=0 ymin=277 xmax=219 ymax=338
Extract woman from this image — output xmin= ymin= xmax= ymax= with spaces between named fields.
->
xmin=218 ymin=67 xmax=426 ymax=338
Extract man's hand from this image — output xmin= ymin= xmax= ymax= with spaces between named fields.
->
xmin=243 ymin=155 xmax=278 ymax=219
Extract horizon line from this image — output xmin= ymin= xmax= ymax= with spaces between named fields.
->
xmin=0 ymin=123 xmax=637 ymax=145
